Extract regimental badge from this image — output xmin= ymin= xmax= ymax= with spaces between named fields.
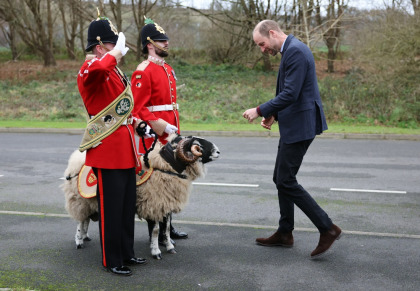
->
xmin=88 ymin=124 xmax=102 ymax=138
xmin=155 ymin=23 xmax=165 ymax=34
xmin=86 ymin=168 xmax=97 ymax=186
xmin=136 ymin=82 xmax=141 ymax=88
xmin=107 ymin=19 xmax=118 ymax=35
xmin=171 ymin=70 xmax=177 ymax=81
xmin=116 ymin=98 xmax=131 ymax=115
xmin=102 ymin=114 xmax=116 ymax=127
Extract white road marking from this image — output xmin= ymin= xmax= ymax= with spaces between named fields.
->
xmin=0 ymin=210 xmax=69 ymax=218
xmin=330 ymin=188 xmax=407 ymax=194
xmin=58 ymin=178 xmax=259 ymax=187
xmin=192 ymin=182 xmax=259 ymax=188
xmin=173 ymin=220 xmax=420 ymax=239
xmin=1 ymin=210 xmax=419 ymax=239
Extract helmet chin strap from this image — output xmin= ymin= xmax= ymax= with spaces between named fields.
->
xmin=96 ymin=36 xmax=111 ymax=52
xmin=147 ymin=37 xmax=168 ymax=52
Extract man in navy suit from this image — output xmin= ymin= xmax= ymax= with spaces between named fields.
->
xmin=243 ymin=20 xmax=342 ymax=259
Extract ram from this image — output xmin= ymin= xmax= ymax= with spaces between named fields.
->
xmin=62 ymin=134 xmax=220 ymax=259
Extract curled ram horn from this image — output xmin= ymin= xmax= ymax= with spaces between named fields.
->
xmin=176 ymin=138 xmax=202 ymax=163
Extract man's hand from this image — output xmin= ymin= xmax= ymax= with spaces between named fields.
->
xmin=242 ymin=108 xmax=259 ymax=123
xmin=164 ymin=124 xmax=178 ymax=134
xmin=261 ymin=116 xmax=275 ymax=130
xmin=114 ymin=32 xmax=129 ymax=56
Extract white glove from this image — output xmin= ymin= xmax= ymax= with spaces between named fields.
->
xmin=143 ymin=125 xmax=155 ymax=138
xmin=164 ymin=124 xmax=178 ymax=134
xmin=114 ymin=32 xmax=129 ymax=56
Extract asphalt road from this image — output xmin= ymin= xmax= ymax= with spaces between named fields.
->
xmin=0 ymin=132 xmax=419 ymax=290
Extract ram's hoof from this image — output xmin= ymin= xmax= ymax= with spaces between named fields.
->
xmin=83 ymin=237 xmax=91 ymax=242
xmin=152 ymin=254 xmax=162 ymax=260
xmin=167 ymin=248 xmax=177 ymax=254
xmin=76 ymin=244 xmax=84 ymax=249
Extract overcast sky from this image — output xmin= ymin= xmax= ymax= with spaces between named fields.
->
xmin=182 ymin=0 xmax=402 ymax=10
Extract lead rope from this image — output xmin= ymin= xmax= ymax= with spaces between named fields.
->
xmin=137 ymin=121 xmax=158 ymax=168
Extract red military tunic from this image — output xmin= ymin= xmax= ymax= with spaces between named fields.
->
xmin=77 ymin=53 xmax=139 ymax=168
xmin=131 ymin=56 xmax=179 ymax=153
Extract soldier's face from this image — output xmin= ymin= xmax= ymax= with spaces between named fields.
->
xmin=155 ymin=40 xmax=169 ymax=57
xmin=94 ymin=43 xmax=115 ymax=57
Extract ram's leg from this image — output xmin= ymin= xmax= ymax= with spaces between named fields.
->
xmin=81 ymin=219 xmax=91 ymax=242
xmin=162 ymin=214 xmax=176 ymax=254
xmin=149 ymin=220 xmax=162 ymax=260
xmin=75 ymin=220 xmax=87 ymax=249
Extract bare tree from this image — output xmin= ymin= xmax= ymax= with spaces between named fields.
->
xmin=0 ymin=13 xmax=19 ymax=61
xmin=288 ymin=0 xmax=348 ymax=73
xmin=412 ymin=0 xmax=420 ymax=14
xmin=78 ymin=0 xmax=87 ymax=51
xmin=322 ymin=0 xmax=347 ymax=72
xmin=58 ymin=0 xmax=79 ymax=60
xmin=0 ymin=0 xmax=57 ymax=66
xmin=109 ymin=0 xmax=123 ymax=32
xmin=186 ymin=0 xmax=286 ymax=70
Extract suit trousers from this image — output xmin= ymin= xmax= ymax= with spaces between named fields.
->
xmin=273 ymin=138 xmax=332 ymax=233
xmin=93 ymin=168 xmax=136 ymax=268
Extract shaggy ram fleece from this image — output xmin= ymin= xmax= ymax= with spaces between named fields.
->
xmin=62 ymin=134 xmax=209 ymax=224
xmin=62 ymin=150 xmax=98 ymax=223
xmin=136 ymin=138 xmax=206 ymax=222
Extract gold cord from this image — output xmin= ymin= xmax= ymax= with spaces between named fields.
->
xmin=147 ymin=37 xmax=168 ymax=52
xmin=96 ymin=36 xmax=111 ymax=52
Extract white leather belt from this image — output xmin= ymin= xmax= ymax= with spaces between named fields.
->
xmin=147 ymin=103 xmax=179 ymax=112
xmin=121 ymin=117 xmax=134 ymax=125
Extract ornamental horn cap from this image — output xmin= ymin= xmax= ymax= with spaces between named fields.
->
xmin=141 ymin=17 xmax=169 ymax=54
xmin=85 ymin=9 xmax=119 ymax=52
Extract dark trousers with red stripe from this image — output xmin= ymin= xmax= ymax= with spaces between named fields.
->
xmin=93 ymin=168 xmax=136 ymax=268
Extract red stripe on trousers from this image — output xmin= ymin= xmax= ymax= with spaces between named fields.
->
xmin=97 ymin=169 xmax=107 ymax=267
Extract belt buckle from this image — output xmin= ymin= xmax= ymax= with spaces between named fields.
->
xmin=172 ymin=102 xmax=177 ymax=110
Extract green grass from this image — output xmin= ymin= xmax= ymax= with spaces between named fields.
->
xmin=1 ymin=120 xmax=419 ymax=135
xmin=0 ymin=120 xmax=86 ymax=128
xmin=0 ymin=60 xmax=418 ymax=133
xmin=325 ymin=123 xmax=420 ymax=135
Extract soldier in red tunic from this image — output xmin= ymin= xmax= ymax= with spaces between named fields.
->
xmin=132 ymin=18 xmax=188 ymax=244
xmin=77 ymin=15 xmax=147 ymax=276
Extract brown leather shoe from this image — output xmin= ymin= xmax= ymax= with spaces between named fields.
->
xmin=310 ymin=224 xmax=342 ymax=259
xmin=256 ymin=231 xmax=293 ymax=247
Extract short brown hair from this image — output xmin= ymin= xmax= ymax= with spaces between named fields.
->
xmin=255 ymin=20 xmax=281 ymax=38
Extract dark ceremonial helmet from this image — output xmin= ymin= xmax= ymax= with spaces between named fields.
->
xmin=85 ymin=12 xmax=119 ymax=52
xmin=141 ymin=17 xmax=169 ymax=54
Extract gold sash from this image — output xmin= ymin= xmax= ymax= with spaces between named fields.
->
xmin=79 ymin=83 xmax=134 ymax=152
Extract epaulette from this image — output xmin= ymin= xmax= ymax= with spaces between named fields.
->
xmin=136 ymin=60 xmax=150 ymax=71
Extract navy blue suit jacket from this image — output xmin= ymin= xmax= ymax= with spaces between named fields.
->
xmin=259 ymin=35 xmax=328 ymax=144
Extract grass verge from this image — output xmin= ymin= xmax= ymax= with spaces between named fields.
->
xmin=1 ymin=120 xmax=419 ymax=135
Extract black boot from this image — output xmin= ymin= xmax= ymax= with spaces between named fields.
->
xmin=169 ymin=213 xmax=188 ymax=239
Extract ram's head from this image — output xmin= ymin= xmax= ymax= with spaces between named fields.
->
xmin=170 ymin=135 xmax=220 ymax=164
